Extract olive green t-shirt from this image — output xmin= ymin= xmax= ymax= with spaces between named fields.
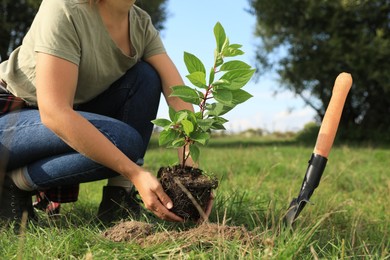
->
xmin=0 ymin=0 xmax=166 ymax=106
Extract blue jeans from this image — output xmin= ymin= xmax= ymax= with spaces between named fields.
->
xmin=0 ymin=61 xmax=161 ymax=189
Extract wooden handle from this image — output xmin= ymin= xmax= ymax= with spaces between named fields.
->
xmin=313 ymin=73 xmax=352 ymax=158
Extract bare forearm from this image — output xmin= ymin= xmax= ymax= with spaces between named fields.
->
xmin=40 ymin=108 xmax=140 ymax=180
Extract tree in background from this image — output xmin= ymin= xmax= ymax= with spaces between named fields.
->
xmin=0 ymin=0 xmax=168 ymax=62
xmin=248 ymin=0 xmax=390 ymax=141
xmin=137 ymin=0 xmax=168 ymax=32
xmin=0 ymin=0 xmax=41 ymax=61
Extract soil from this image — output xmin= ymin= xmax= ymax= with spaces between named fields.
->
xmin=102 ymin=221 xmax=263 ymax=248
xmin=157 ymin=165 xmax=218 ymax=221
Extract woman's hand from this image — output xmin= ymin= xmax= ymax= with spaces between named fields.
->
xmin=131 ymin=169 xmax=184 ymax=222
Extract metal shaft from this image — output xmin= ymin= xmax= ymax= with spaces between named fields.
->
xmin=284 ymin=153 xmax=327 ymax=225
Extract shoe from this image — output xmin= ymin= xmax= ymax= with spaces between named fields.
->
xmin=97 ymin=186 xmax=141 ymax=224
xmin=0 ymin=175 xmax=36 ymax=224
xmin=33 ymin=192 xmax=61 ymax=216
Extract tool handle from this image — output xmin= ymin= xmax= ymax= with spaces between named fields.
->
xmin=313 ymin=73 xmax=352 ymax=158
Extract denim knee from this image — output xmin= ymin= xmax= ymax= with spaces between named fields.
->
xmin=131 ymin=61 xmax=162 ymax=94
xmin=83 ymin=112 xmax=144 ymax=162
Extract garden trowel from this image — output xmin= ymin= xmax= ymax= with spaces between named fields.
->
xmin=284 ymin=72 xmax=352 ymax=226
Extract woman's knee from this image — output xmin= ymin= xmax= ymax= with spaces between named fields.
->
xmin=131 ymin=61 xmax=162 ymax=93
xmin=82 ymin=112 xmax=144 ymax=161
xmin=106 ymin=123 xmax=144 ymax=161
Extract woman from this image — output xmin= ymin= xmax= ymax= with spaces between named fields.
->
xmin=0 ymin=0 xmax=203 ymax=224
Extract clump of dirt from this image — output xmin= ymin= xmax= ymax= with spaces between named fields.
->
xmin=158 ymin=165 xmax=218 ymax=221
xmin=102 ymin=221 xmax=262 ymax=248
xmin=102 ymin=221 xmax=154 ymax=243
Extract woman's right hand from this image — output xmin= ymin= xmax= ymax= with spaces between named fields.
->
xmin=130 ymin=170 xmax=184 ymax=222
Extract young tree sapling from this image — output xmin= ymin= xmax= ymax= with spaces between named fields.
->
xmin=152 ymin=22 xmax=255 ymax=220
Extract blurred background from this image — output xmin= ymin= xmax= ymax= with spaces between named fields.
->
xmin=2 ymin=0 xmax=389 ymax=142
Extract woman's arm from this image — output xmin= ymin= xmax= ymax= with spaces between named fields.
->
xmin=36 ymin=53 xmax=182 ymax=222
xmin=145 ymin=54 xmax=192 ymax=111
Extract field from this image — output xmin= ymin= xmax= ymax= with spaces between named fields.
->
xmin=1 ymin=136 xmax=389 ymax=259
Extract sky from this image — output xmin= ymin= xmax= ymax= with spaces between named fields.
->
xmin=156 ymin=0 xmax=317 ymax=133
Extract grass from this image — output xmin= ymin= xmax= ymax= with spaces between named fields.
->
xmin=1 ymin=135 xmax=389 ymax=259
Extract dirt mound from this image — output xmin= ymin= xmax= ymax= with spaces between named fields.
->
xmin=102 ymin=221 xmax=154 ymax=243
xmin=102 ymin=221 xmax=261 ymax=247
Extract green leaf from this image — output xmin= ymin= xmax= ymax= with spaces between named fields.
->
xmin=223 ymin=44 xmax=244 ymax=57
xmin=194 ymin=111 xmax=203 ymax=119
xmin=184 ymin=52 xmax=206 ymax=74
xmin=168 ymin=107 xmax=176 ymax=121
xmin=211 ymin=121 xmax=226 ymax=130
xmin=214 ymin=22 xmax=226 ymax=53
xmin=207 ymin=103 xmax=235 ymax=116
xmin=211 ymin=79 xmax=230 ymax=89
xmin=220 ymin=69 xmax=255 ymax=90
xmin=214 ymin=51 xmax=224 ymax=67
xmin=220 ymin=60 xmax=252 ymax=71
xmin=171 ymin=138 xmax=186 ymax=148
xmin=197 ymin=118 xmax=214 ymax=132
xmin=205 ymin=103 xmax=224 ymax=116
xmin=214 ymin=116 xmax=229 ymax=124
xmin=221 ymin=37 xmax=230 ymax=54
xmin=208 ymin=67 xmax=215 ymax=86
xmin=232 ymin=89 xmax=253 ymax=105
xmin=159 ymin=129 xmax=178 ymax=147
xmin=181 ymin=119 xmax=194 ymax=135
xmin=229 ymin=44 xmax=243 ymax=49
xmin=186 ymin=110 xmax=198 ymax=123
xmin=186 ymin=71 xmax=207 ymax=89
xmin=174 ymin=110 xmax=189 ymax=123
xmin=151 ymin=118 xmax=171 ymax=128
xmin=190 ymin=131 xmax=210 ymax=145
xmin=213 ymin=89 xmax=233 ymax=105
xmin=189 ymin=144 xmax=200 ymax=163
xmin=210 ymin=116 xmax=228 ymax=130
xmin=170 ymin=85 xmax=201 ymax=105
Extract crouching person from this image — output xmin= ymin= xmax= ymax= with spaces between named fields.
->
xmin=0 ymin=0 xmax=200 ymax=226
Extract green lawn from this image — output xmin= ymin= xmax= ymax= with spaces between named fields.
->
xmin=1 ymin=136 xmax=389 ymax=259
